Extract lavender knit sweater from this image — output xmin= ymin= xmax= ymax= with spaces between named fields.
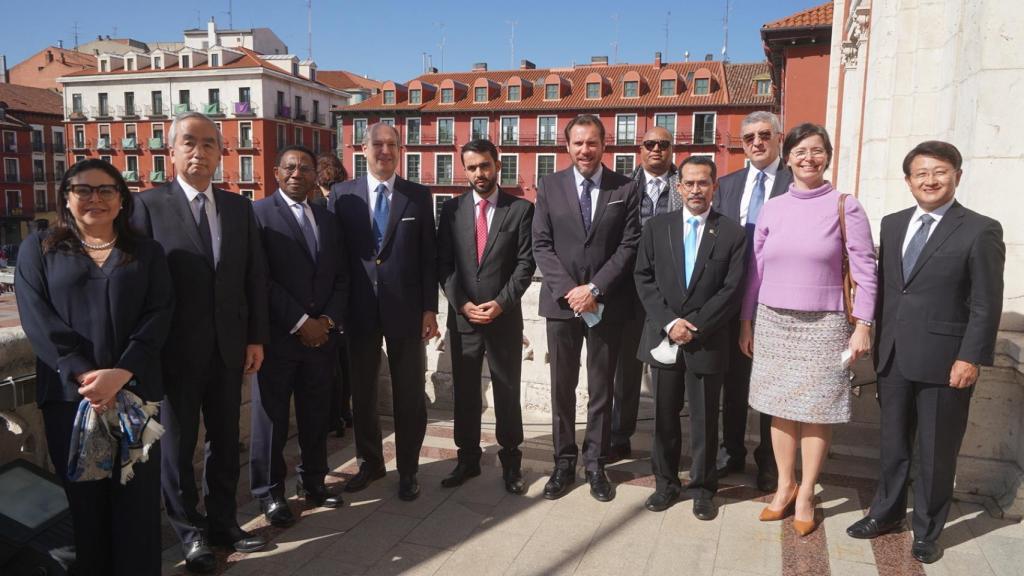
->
xmin=740 ymin=182 xmax=877 ymax=321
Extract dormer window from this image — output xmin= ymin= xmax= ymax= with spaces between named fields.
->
xmin=292 ymin=62 xmax=299 ymax=75
xmin=507 ymin=85 xmax=520 ymax=102
xmin=694 ymin=78 xmax=710 ymax=95
xmin=100 ymin=60 xmax=109 ymax=72
xmin=623 ymin=81 xmax=639 ymax=98
xmin=210 ymin=53 xmax=220 ymax=67
xmin=441 ymin=88 xmax=454 ymax=103
xmin=586 ymin=82 xmax=600 ymax=99
xmin=181 ymin=55 xmax=191 ymax=68
xmin=756 ymin=79 xmax=771 ymax=96
xmin=309 ymin=69 xmax=316 ymax=81
xmin=154 ymin=57 xmax=162 ymax=68
xmin=409 ymin=89 xmax=422 ymax=104
xmin=474 ymin=87 xmax=487 ymax=102
xmin=660 ymin=79 xmax=675 ymax=96
xmin=544 ymin=84 xmax=558 ymax=100
xmin=126 ymin=59 xmax=135 ymax=71
xmin=383 ymin=90 xmax=395 ymax=105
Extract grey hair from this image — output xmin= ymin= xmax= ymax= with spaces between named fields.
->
xmin=740 ymin=111 xmax=782 ymax=134
xmin=169 ymin=111 xmax=224 ymax=149
xmin=361 ymin=122 xmax=400 ymax=147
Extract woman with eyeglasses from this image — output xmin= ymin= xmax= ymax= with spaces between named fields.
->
xmin=738 ymin=123 xmax=877 ymax=536
xmin=15 ymin=158 xmax=173 ymax=575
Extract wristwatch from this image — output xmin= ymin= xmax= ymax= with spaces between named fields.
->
xmin=588 ymin=283 xmax=601 ymax=297
xmin=856 ymin=319 xmax=873 ymax=327
xmin=321 ymin=315 xmax=336 ymax=330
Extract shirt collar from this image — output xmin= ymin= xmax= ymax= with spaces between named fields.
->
xmin=682 ymin=205 xmax=709 ymax=224
xmin=367 ymin=172 xmax=397 ymax=195
xmin=573 ymin=165 xmax=603 ymax=190
xmin=644 ymin=169 xmax=670 ymax=188
xmin=748 ymin=157 xmax=781 ymax=182
xmin=177 ymin=175 xmax=213 ymax=203
xmin=277 ymin=189 xmax=308 ymax=209
xmin=473 ymin=187 xmax=499 ymax=207
xmin=911 ymin=196 xmax=956 ymax=221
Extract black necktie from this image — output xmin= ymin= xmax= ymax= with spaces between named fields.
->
xmin=580 ymin=178 xmax=594 ymax=233
xmin=194 ymin=193 xmax=215 ymax=266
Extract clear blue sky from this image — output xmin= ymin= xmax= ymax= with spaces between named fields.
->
xmin=2 ymin=0 xmax=825 ymax=81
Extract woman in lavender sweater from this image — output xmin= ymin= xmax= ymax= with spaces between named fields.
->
xmin=738 ymin=124 xmax=877 ymax=536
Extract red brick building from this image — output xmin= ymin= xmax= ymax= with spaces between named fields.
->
xmin=762 ymin=1 xmax=834 ymax=131
xmin=333 ymin=54 xmax=777 ymax=213
xmin=0 ymin=84 xmax=66 ymax=246
xmin=8 ymin=46 xmax=96 ymax=91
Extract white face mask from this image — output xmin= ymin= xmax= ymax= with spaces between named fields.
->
xmin=650 ymin=337 xmax=679 ymax=365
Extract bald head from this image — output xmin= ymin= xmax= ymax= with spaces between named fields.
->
xmin=640 ymin=127 xmax=674 ymax=176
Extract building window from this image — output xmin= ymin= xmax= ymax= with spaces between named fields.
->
xmin=313 ymin=100 xmax=320 ymax=123
xmin=440 ymin=88 xmax=454 ymax=103
xmin=240 ymin=190 xmax=254 ymax=200
xmin=756 ymin=79 xmax=771 ymax=96
xmin=405 ymin=153 xmax=421 ymax=183
xmin=654 ymin=113 xmax=676 ymax=136
xmin=660 ymin=79 xmax=675 ymax=96
xmin=153 ymin=155 xmax=165 ymax=175
xmin=616 ymin=114 xmax=637 ymax=145
xmin=277 ymin=124 xmax=286 ymax=149
xmin=238 ymin=86 xmax=251 ymax=105
xmin=474 ymin=87 xmax=487 ymax=102
xmin=33 ymin=159 xmax=45 ymax=182
xmin=98 ymin=93 xmax=109 ymax=116
xmin=380 ymin=118 xmax=395 ymax=127
xmin=312 ymin=130 xmax=321 ymax=153
xmin=125 ymin=155 xmax=139 ymax=175
xmin=240 ymin=156 xmax=254 ymax=182
xmin=694 ymin=78 xmax=710 ymax=95
xmin=72 ymin=93 xmax=83 ymax=114
xmin=151 ymin=91 xmax=163 ymax=115
xmin=294 ymin=126 xmax=303 ymax=146
xmin=614 ymin=154 xmax=635 ymax=174
xmin=623 ymin=81 xmax=639 ymax=98
xmin=74 ymin=155 xmax=86 ymax=163
xmin=100 ymin=60 xmax=108 ymax=72
xmin=435 ymin=154 xmax=453 ymax=185
xmin=507 ymin=85 xmax=521 ymax=102
xmin=181 ymin=55 xmax=190 ymax=68
xmin=294 ymin=96 xmax=303 ymax=119
xmin=2 ymin=131 xmax=15 ymax=153
xmin=153 ymin=56 xmax=162 ymax=68
xmin=538 ymin=116 xmax=557 ymax=146
xmin=210 ymin=53 xmax=220 ymax=67
xmin=178 ymin=90 xmax=191 ymax=112
xmin=383 ymin=90 xmax=395 ymax=105
xmin=151 ymin=122 xmax=165 ymax=144
xmin=31 ymin=128 xmax=43 ymax=152
xmin=98 ymin=124 xmax=111 ymax=149
xmin=209 ymin=88 xmax=220 ymax=109
xmin=52 ymin=128 xmax=65 ymax=153
xmin=437 ymin=118 xmax=454 ymax=145
xmin=500 ymin=117 xmax=519 ymax=146
xmin=693 ymin=112 xmax=716 ymax=144
xmin=471 ymin=118 xmax=488 ymax=141
xmin=4 ymin=158 xmax=18 ymax=180
xmin=35 ymin=189 xmax=47 ymax=211
xmin=239 ymin=122 xmax=252 ymax=147
xmin=353 ymin=153 xmax=367 ymax=178
xmin=353 ymin=119 xmax=367 ymax=144
xmin=54 ymin=159 xmax=66 ymax=181
xmin=586 ymin=82 xmax=600 ymax=99
xmin=544 ymin=84 xmax=558 ymax=100
xmin=73 ymin=125 xmax=85 ymax=148
xmin=409 ymin=89 xmax=421 ymax=104
xmin=499 ymin=154 xmax=518 ymax=187
xmin=536 ymin=154 xmax=556 ymax=183
xmin=406 ymin=118 xmax=421 ymax=145
xmin=124 ymin=124 xmax=138 ymax=150
xmin=276 ymin=91 xmax=286 ymax=116
xmin=122 ymin=92 xmax=135 ymax=116
xmin=433 ymin=194 xmax=453 ymax=225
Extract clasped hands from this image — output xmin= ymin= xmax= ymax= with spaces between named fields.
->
xmin=565 ymin=285 xmax=598 ymax=315
xmin=461 ymin=301 xmax=504 ymax=325
xmin=77 ymin=367 xmax=133 ymax=414
xmin=668 ymin=318 xmax=699 ymax=345
xmin=297 ymin=316 xmax=333 ymax=348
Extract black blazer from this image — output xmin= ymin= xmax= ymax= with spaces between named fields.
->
xmin=328 ymin=175 xmax=438 ymax=339
xmin=252 ymin=191 xmax=349 ymax=354
xmin=875 ymin=201 xmax=1004 ymax=384
xmin=532 ymin=166 xmax=639 ymax=321
xmin=15 ymin=232 xmax=174 ymax=405
xmin=633 ymin=209 xmax=747 ymax=373
xmin=714 ymin=159 xmax=793 ymax=224
xmin=437 ymin=189 xmax=536 ymax=334
xmin=131 ymin=180 xmax=269 ymax=378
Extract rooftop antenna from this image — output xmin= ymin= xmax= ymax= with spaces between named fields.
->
xmin=112 ymin=26 xmax=118 ymax=37
xmin=306 ymin=0 xmax=313 ymax=60
xmin=72 ymin=20 xmax=80 ymax=50
xmin=435 ymin=22 xmax=446 ymax=71
xmin=196 ymin=11 xmax=201 ymax=29
xmin=722 ymin=0 xmax=731 ymax=62
xmin=664 ymin=11 xmax=671 ymax=58
xmin=507 ymin=20 xmax=518 ymax=69
xmin=227 ymin=0 xmax=233 ymax=28
xmin=610 ymin=13 xmax=620 ymax=64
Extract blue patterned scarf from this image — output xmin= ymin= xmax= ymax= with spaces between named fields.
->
xmin=67 ymin=389 xmax=163 ymax=484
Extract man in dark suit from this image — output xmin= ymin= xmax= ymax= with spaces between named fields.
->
xmin=533 ymin=114 xmax=640 ymax=502
xmin=711 ymin=111 xmax=792 ymax=492
xmin=437 ymin=139 xmax=535 ymax=494
xmin=328 ymin=122 xmax=439 ymax=502
xmin=610 ymin=125 xmax=682 ymax=462
xmin=248 ymin=145 xmax=348 ymax=529
xmin=132 ymin=112 xmax=269 ymax=572
xmin=847 ymin=141 xmax=1004 ymax=564
xmin=634 ymin=156 xmax=746 ymax=520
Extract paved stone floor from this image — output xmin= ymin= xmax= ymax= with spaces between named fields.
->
xmin=159 ymin=410 xmax=1023 ymax=576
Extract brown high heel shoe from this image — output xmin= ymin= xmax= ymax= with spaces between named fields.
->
xmin=759 ymin=484 xmax=799 ymax=521
xmin=793 ymin=515 xmax=819 ymax=537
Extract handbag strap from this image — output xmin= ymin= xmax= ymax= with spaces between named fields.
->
xmin=838 ymin=194 xmax=856 ymax=323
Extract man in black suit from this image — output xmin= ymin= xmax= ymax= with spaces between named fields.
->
xmin=132 ymin=112 xmax=269 ymax=572
xmin=533 ymin=114 xmax=640 ymax=502
xmin=711 ymin=111 xmax=792 ymax=492
xmin=635 ymin=155 xmax=746 ymax=520
xmin=328 ymin=122 xmax=439 ymax=501
xmin=437 ymin=139 xmax=535 ymax=494
xmin=610 ymin=125 xmax=682 ymax=462
xmin=248 ymin=146 xmax=348 ymax=529
xmin=847 ymin=141 xmax=1004 ymax=564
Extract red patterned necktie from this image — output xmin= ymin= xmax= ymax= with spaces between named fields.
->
xmin=476 ymin=198 xmax=488 ymax=264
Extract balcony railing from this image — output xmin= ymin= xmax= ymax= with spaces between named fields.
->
xmin=276 ymin=105 xmax=292 ymax=119
xmin=96 ymin=106 xmax=112 ymax=118
xmin=121 ymin=137 xmax=138 ymax=150
xmin=69 ymin=111 xmax=86 ymax=120
xmin=312 ymin=112 xmax=325 ymax=125
xmin=174 ymin=103 xmax=191 ymax=114
xmin=6 ymin=207 xmax=23 ymax=217
xmin=72 ymin=138 xmax=89 ymax=150
xmin=233 ymin=101 xmax=254 ymax=116
xmin=3 ymin=174 xmax=20 ymax=183
xmin=202 ymin=102 xmax=223 ymax=116
xmin=404 ymin=133 xmax=456 ymax=146
xmin=120 ymin=105 xmax=138 ymax=118
xmin=53 ymin=141 xmax=66 ymax=153
xmin=33 ymin=172 xmax=45 ymax=183
xmin=419 ymin=173 xmax=469 ymax=186
xmin=146 ymin=104 xmax=166 ymax=117
xmin=149 ymin=170 xmax=165 ymax=183
xmin=31 ymin=141 xmax=44 ymax=152
xmin=295 ymin=110 xmax=308 ymax=122
xmin=236 ymin=138 xmax=257 ymax=150
xmin=148 ymin=137 xmax=165 ymax=150
xmin=96 ymin=137 xmax=112 ymax=150
xmin=122 ymin=170 xmax=138 ymax=182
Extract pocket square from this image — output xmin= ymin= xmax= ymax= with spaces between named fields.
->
xmin=607 ymin=199 xmax=624 ymax=205
xmin=401 ymin=217 xmax=416 ymax=222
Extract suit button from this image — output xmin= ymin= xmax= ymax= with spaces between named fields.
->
xmin=902 ymin=289 xmax=908 ymax=294
xmin=375 ymin=258 xmax=382 ymax=265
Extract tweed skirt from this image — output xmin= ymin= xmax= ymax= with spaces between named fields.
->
xmin=748 ymin=304 xmax=854 ymax=424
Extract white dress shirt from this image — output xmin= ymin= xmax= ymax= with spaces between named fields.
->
xmin=739 ymin=159 xmax=780 ymax=226
xmin=902 ymin=196 xmax=956 ymax=256
xmin=473 ymin=189 xmax=498 ymax=230
xmin=366 ymin=171 xmax=397 ymax=223
xmin=665 ymin=206 xmax=709 ymax=334
xmin=177 ymin=175 xmax=221 ymax=266
xmin=644 ymin=169 xmax=670 ymax=206
xmin=278 ymin=189 xmax=321 ymax=334
xmin=573 ymin=165 xmax=604 ymax=221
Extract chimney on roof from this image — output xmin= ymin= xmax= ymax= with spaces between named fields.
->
xmin=654 ymin=51 xmax=662 ymax=68
xmin=46 ymin=50 xmax=54 ymax=63
xmin=520 ymin=59 xmax=535 ymax=70
xmin=59 ymin=40 xmax=64 ymax=49
xmin=428 ymin=66 xmax=438 ymax=74
xmin=472 ymin=62 xmax=487 ymax=72
xmin=591 ymin=55 xmax=608 ymax=66
xmin=208 ymin=17 xmax=218 ymax=48
xmin=704 ymin=53 xmax=713 ymax=61
xmin=684 ymin=51 xmax=690 ymax=62
xmin=0 ymin=55 xmax=7 ymax=84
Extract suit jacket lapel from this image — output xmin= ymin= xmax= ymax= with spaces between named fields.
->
xmin=480 ymin=190 xmax=510 ymax=266
xmin=668 ymin=211 xmax=687 ymax=297
xmin=684 ymin=211 xmax=719 ymax=297
xmin=587 ymin=166 xmax=614 ymax=241
xmin=458 ymin=191 xmax=477 ymax=267
xmin=274 ymin=192 xmax=316 ymax=262
xmin=562 ymin=169 xmax=588 ymax=239
xmin=381 ymin=178 xmax=409 ymax=251
xmin=768 ymin=159 xmax=791 ymax=198
xmin=904 ymin=202 xmax=964 ymax=286
xmin=168 ymin=180 xmax=207 ymax=259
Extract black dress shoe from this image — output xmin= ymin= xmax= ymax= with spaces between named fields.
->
xmin=208 ymin=526 xmax=267 ymax=553
xmin=644 ymin=488 xmax=681 ymax=512
xmin=586 ymin=469 xmax=615 ymax=502
xmin=398 ymin=474 xmax=420 ymax=501
xmin=715 ymin=458 xmax=745 ymax=479
xmin=334 ymin=420 xmax=347 ymax=438
xmin=543 ymin=467 xmax=575 ymax=500
xmin=756 ymin=468 xmax=778 ymax=493
xmin=297 ymin=479 xmax=343 ymax=508
xmin=260 ymin=495 xmax=295 ymax=527
xmin=503 ymin=467 xmax=527 ymax=495
xmin=344 ymin=464 xmax=387 ymax=493
xmin=441 ymin=462 xmax=481 ymax=488
xmin=182 ymin=539 xmax=216 ymax=573
xmin=607 ymin=444 xmax=632 ymax=463
xmin=692 ymin=497 xmax=718 ymax=521
xmin=846 ymin=516 xmax=903 ymax=539
xmin=911 ymin=539 xmax=942 ymax=564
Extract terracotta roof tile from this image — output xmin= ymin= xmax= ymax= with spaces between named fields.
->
xmin=318 ymin=70 xmax=382 ymax=91
xmin=724 ymin=62 xmax=775 ymax=106
xmin=0 ymin=84 xmax=64 ymax=116
xmin=763 ymin=1 xmax=833 ymax=30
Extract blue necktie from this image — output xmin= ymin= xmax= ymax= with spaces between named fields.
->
xmin=294 ymin=203 xmax=318 ymax=259
xmin=684 ymin=216 xmax=699 ymax=287
xmin=902 ymin=214 xmax=934 ymax=280
xmin=372 ymin=183 xmax=389 ymax=253
xmin=745 ymin=171 xmax=766 ymax=237
xmin=579 ymin=178 xmax=594 ymax=233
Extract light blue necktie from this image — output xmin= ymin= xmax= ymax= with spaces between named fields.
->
xmin=684 ymin=216 xmax=699 ymax=287
xmin=372 ymin=183 xmax=389 ymax=253
xmin=745 ymin=171 xmax=767 ymax=238
xmin=294 ymin=202 xmax=318 ymax=259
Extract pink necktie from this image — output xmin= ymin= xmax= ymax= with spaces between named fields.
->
xmin=476 ymin=198 xmax=488 ymax=264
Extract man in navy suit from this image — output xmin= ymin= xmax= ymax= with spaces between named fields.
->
xmin=328 ymin=122 xmax=439 ymax=501
xmin=249 ymin=145 xmax=349 ymax=528
xmin=132 ymin=112 xmax=268 ymax=572
xmin=711 ymin=111 xmax=792 ymax=492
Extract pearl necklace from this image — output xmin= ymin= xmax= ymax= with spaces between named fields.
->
xmin=81 ymin=237 xmax=117 ymax=250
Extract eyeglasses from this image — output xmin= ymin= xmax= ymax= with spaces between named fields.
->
xmin=642 ymin=140 xmax=672 ymax=151
xmin=678 ymin=180 xmax=713 ymax=190
xmin=69 ymin=184 xmax=119 ymax=200
xmin=741 ymin=130 xmax=775 ymax=145
xmin=279 ymin=164 xmax=315 ymax=175
xmin=790 ymin=148 xmax=828 ymax=160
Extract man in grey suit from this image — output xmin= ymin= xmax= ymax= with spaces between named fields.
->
xmin=533 ymin=114 xmax=640 ymax=502
xmin=847 ymin=141 xmax=1004 ymax=564
xmin=712 ymin=111 xmax=791 ymax=492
